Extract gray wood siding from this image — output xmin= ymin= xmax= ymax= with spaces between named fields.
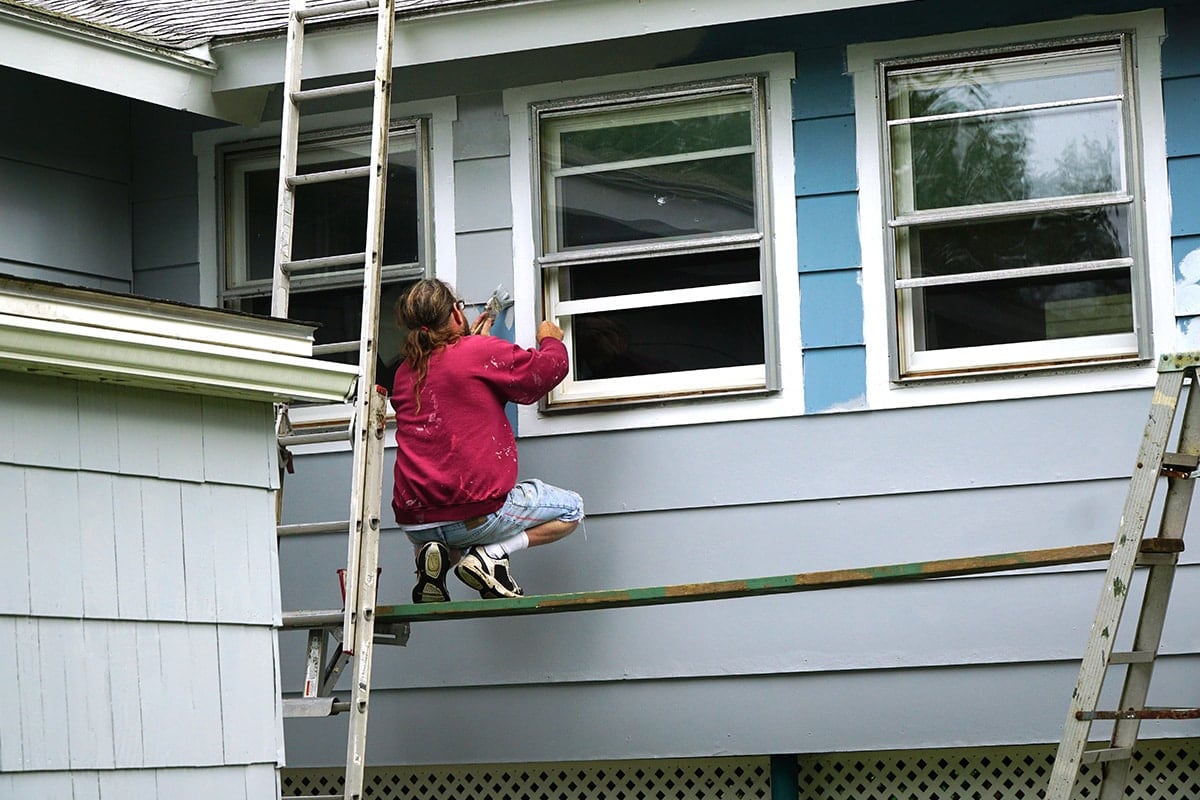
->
xmin=278 ymin=386 xmax=1200 ymax=765
xmin=130 ymin=103 xmax=211 ymax=305
xmin=0 ymin=68 xmax=132 ymax=288
xmin=2 ymin=371 xmax=282 ymax=792
xmin=0 ymin=67 xmax=209 ymax=302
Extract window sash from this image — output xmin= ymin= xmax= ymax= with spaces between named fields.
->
xmin=880 ymin=34 xmax=1145 ymax=378
xmin=533 ymin=77 xmax=774 ymax=408
xmin=536 ymin=82 xmax=764 ymax=257
xmin=222 ymin=122 xmax=427 ymax=297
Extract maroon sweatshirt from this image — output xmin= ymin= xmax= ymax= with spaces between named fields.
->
xmin=390 ymin=334 xmax=568 ymax=525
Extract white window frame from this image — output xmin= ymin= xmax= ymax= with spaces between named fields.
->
xmin=506 ymin=54 xmax=801 ymax=437
xmin=220 ymin=121 xmax=430 ymax=300
xmin=194 ymin=97 xmax=458 ymax=436
xmin=849 ymin=10 xmax=1173 ymax=410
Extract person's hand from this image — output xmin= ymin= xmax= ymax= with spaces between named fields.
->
xmin=536 ymin=319 xmax=564 ymax=342
xmin=470 ymin=312 xmax=494 ymax=336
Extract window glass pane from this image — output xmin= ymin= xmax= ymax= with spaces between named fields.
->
xmin=904 ymin=207 xmax=1129 ymax=278
xmin=542 ymin=93 xmax=758 ymax=251
xmin=241 ymin=140 xmax=419 ymax=283
xmin=909 ymin=268 xmax=1132 ymax=350
xmin=892 ymin=102 xmax=1123 ymax=212
xmin=887 ymin=54 xmax=1121 ymax=119
xmin=561 ymin=249 xmax=760 ymax=300
xmin=554 ymin=153 xmax=755 ymax=248
xmin=571 ymin=296 xmax=764 ymax=380
xmin=559 ymin=108 xmax=751 ymax=167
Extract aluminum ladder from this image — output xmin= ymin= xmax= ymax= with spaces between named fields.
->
xmin=1046 ymin=352 xmax=1200 ymax=799
xmin=269 ymin=0 xmax=399 ymax=798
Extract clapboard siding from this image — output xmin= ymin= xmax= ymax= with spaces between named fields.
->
xmin=2 ymin=376 xmax=276 ymax=488
xmin=0 ymin=764 xmax=280 ymax=798
xmin=279 ymin=657 xmax=1200 ymax=766
xmin=0 ymin=158 xmax=132 ymax=285
xmin=130 ymin=102 xmax=209 ymax=304
xmin=2 ymin=369 xmax=284 ymax=786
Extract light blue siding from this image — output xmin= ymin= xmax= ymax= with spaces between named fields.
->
xmin=1162 ymin=4 xmax=1200 ymax=79
xmin=792 ymin=47 xmax=854 ymax=119
xmin=800 ymin=269 xmax=864 ymax=347
xmin=795 ymin=193 xmax=861 ymax=271
xmin=1168 ymin=155 xmax=1200 ymax=236
xmin=1163 ymin=75 xmax=1200 ymax=156
xmin=802 ymin=345 xmax=867 ymax=411
xmin=793 ymin=115 xmax=857 ymax=196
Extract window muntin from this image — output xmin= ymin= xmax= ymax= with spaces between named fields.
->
xmin=535 ymin=81 xmax=773 ymax=408
xmin=882 ymin=39 xmax=1145 ymax=378
xmin=221 ymin=123 xmax=429 ymax=389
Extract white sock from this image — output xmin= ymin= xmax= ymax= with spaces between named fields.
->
xmin=483 ymin=532 xmax=528 ymax=559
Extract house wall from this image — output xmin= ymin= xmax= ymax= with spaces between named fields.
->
xmin=0 ymin=371 xmax=284 ymax=796
xmin=0 ymin=67 xmax=132 ymax=292
xmin=273 ymin=0 xmax=1200 ymax=769
xmin=0 ymin=65 xmax=212 ymax=302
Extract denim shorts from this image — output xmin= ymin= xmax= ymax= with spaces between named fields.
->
xmin=403 ymin=479 xmax=583 ymax=550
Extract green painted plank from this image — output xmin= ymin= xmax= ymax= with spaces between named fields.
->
xmin=360 ymin=542 xmax=1120 ymax=624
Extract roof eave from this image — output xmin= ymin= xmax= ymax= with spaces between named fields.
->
xmin=0 ymin=278 xmax=358 ymax=404
xmin=0 ymin=2 xmax=268 ymax=123
xmin=212 ymin=0 xmax=917 ymax=92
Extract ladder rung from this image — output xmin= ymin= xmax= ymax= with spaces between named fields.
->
xmin=282 ymin=697 xmax=351 ymax=717
xmin=1138 ymin=537 xmax=1185 ymax=554
xmin=277 ymin=520 xmax=351 ymax=537
xmin=1081 ymin=745 xmax=1133 ymax=764
xmin=1078 ymin=707 xmax=1200 ymax=721
xmin=1108 ymin=649 xmax=1156 ymax=664
xmin=279 ymin=425 xmax=353 ymax=447
xmin=1160 ymin=451 xmax=1200 ymax=477
xmin=281 ymin=251 xmax=367 ymax=275
xmin=292 ymin=81 xmax=376 ymax=103
xmin=286 ymin=165 xmax=371 ymax=188
xmin=296 ymin=0 xmax=376 ymax=20
xmin=282 ymin=609 xmax=345 ymax=629
xmin=313 ymin=340 xmax=363 ymax=356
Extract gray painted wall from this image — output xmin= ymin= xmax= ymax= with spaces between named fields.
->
xmin=0 ymin=372 xmax=284 ymax=796
xmin=276 ymin=387 xmax=1200 ymax=765
xmin=275 ymin=0 xmax=1200 ymax=769
xmin=0 ymin=66 xmax=211 ymax=302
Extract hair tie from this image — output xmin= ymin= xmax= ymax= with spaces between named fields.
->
xmin=420 ymin=325 xmax=430 ymax=332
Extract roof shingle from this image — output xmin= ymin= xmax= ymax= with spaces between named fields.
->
xmin=4 ymin=0 xmax=540 ymax=50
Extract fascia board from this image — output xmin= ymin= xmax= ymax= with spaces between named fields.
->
xmin=0 ymin=279 xmax=315 ymax=358
xmin=0 ymin=5 xmax=266 ymax=123
xmin=212 ymin=0 xmax=916 ymax=91
xmin=0 ymin=279 xmax=358 ymax=403
xmin=0 ymin=313 xmax=359 ymax=403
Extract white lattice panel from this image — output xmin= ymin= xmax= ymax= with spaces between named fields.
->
xmin=283 ymin=757 xmax=770 ymax=799
xmin=796 ymin=740 xmax=1200 ymax=799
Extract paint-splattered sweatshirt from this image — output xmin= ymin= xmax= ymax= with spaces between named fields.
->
xmin=390 ymin=334 xmax=569 ymax=525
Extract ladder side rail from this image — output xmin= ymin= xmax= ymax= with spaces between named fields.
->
xmin=339 ymin=0 xmax=396 ymax=650
xmin=1095 ymin=369 xmax=1200 ymax=799
xmin=1045 ymin=367 xmax=1187 ymax=800
xmin=343 ymin=388 xmax=390 ymax=800
xmin=271 ymin=0 xmax=307 ymax=319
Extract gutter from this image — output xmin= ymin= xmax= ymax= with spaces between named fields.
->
xmin=0 ymin=278 xmax=358 ymax=404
